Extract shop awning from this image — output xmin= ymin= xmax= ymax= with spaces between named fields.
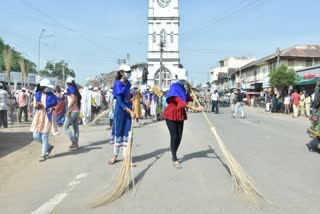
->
xmin=295 ymin=78 xmax=318 ymax=86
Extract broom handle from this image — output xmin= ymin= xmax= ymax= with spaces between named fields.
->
xmin=129 ymin=117 xmax=136 ymax=191
xmin=81 ymin=108 xmax=111 ymax=131
xmin=186 ymin=82 xmax=214 ymax=129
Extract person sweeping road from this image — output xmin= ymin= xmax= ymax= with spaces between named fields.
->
xmin=163 ymin=70 xmax=203 ymax=169
xmin=108 ymin=64 xmax=134 ymax=165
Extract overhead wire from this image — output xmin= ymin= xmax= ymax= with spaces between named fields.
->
xmin=19 ymin=0 xmax=129 ymax=60
xmin=181 ymin=0 xmax=267 ymax=37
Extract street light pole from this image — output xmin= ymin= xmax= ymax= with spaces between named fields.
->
xmin=159 ymin=42 xmax=165 ymax=90
xmin=38 ymin=29 xmax=45 ymax=76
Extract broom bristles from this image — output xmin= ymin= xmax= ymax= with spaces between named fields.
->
xmin=92 ymin=126 xmax=134 ymax=207
xmin=211 ymin=128 xmax=265 ymax=203
xmin=186 ymin=82 xmax=265 ymax=204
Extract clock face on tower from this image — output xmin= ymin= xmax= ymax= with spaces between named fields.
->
xmin=157 ymin=0 xmax=171 ymax=8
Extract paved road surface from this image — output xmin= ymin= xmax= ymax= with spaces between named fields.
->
xmin=0 ymin=108 xmax=319 ymax=214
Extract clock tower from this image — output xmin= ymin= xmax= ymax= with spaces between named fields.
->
xmin=147 ymin=0 xmax=182 ymax=90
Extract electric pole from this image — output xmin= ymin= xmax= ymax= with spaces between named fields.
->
xmin=159 ymin=42 xmax=165 ymax=90
xmin=117 ymin=58 xmax=126 ymax=65
xmin=276 ymin=48 xmax=281 ymax=67
xmin=62 ymin=64 xmax=65 ymax=87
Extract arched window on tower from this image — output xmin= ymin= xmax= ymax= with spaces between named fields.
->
xmin=152 ymin=32 xmax=156 ymax=43
xmin=170 ymin=32 xmax=174 ymax=43
xmin=154 ymin=67 xmax=172 ymax=89
xmin=160 ymin=29 xmax=167 ymax=44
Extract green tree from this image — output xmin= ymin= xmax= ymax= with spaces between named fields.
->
xmin=269 ymin=64 xmax=297 ymax=91
xmin=0 ymin=37 xmax=37 ymax=73
xmin=40 ymin=60 xmax=76 ymax=80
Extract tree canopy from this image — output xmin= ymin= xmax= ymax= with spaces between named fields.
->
xmin=40 ymin=60 xmax=75 ymax=79
xmin=0 ymin=37 xmax=37 ymax=73
xmin=269 ymin=64 xmax=297 ymax=88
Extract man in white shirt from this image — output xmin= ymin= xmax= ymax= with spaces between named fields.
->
xmin=0 ymin=83 xmax=9 ymax=128
xmin=211 ymin=90 xmax=219 ymax=114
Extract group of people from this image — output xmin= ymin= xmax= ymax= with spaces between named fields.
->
xmin=2 ymin=64 xmax=222 ymax=169
xmin=107 ymin=64 xmax=203 ymax=169
xmin=29 ymin=77 xmax=82 ymax=161
xmin=201 ymin=89 xmax=245 ymax=118
xmin=288 ymin=90 xmax=312 ymax=118
xmin=262 ymin=90 xmax=312 ymax=118
xmin=0 ymin=84 xmax=36 ymax=128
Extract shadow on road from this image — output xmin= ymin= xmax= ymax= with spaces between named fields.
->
xmin=130 ymin=150 xmax=167 ymax=194
xmin=183 ymin=146 xmax=231 ymax=176
xmin=49 ymin=140 xmax=109 ymax=159
xmin=132 ymin=147 xmax=170 ymax=163
xmin=306 ymin=139 xmax=320 ymax=153
xmin=0 ymin=131 xmax=33 ymax=158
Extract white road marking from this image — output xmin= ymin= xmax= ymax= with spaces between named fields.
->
xmin=31 ymin=173 xmax=88 ymax=214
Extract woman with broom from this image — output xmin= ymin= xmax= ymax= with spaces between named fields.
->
xmin=163 ymin=71 xmax=203 ymax=169
xmin=108 ymin=64 xmax=134 ymax=165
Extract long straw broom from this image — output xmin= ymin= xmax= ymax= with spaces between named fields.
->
xmin=186 ymin=82 xmax=265 ymax=204
xmin=92 ymin=119 xmax=135 ymax=207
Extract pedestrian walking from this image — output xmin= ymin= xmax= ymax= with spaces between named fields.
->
xmin=211 ymin=90 xmax=219 ymax=114
xmin=299 ymin=92 xmax=305 ymax=116
xmin=0 ymin=83 xmax=9 ymax=128
xmin=54 ymin=88 xmax=66 ymax=126
xmin=284 ymin=93 xmax=291 ymax=114
xmin=305 ymin=93 xmax=311 ymax=117
xmin=92 ymin=87 xmax=102 ymax=121
xmin=63 ymin=77 xmax=82 ymax=150
xmin=143 ymin=88 xmax=151 ymax=119
xmin=132 ymin=86 xmax=143 ymax=124
xmin=291 ymin=90 xmax=300 ymax=118
xmin=163 ymin=74 xmax=203 ymax=169
xmin=204 ymin=89 xmax=211 ymax=112
xmin=80 ymin=87 xmax=92 ymax=125
xmin=7 ymin=91 xmax=17 ymax=124
xmin=230 ymin=90 xmax=235 ymax=112
xmin=265 ymin=92 xmax=271 ymax=112
xmin=30 ymin=79 xmax=57 ymax=161
xmin=150 ymin=92 xmax=158 ymax=121
xmin=233 ymin=89 xmax=245 ymax=118
xmin=108 ymin=64 xmax=134 ymax=165
xmin=106 ymin=88 xmax=114 ymax=130
xmin=17 ymin=87 xmax=29 ymax=122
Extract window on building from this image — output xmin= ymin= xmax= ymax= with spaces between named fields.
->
xmin=160 ymin=29 xmax=167 ymax=44
xmin=152 ymin=32 xmax=156 ymax=43
xmin=170 ymin=32 xmax=174 ymax=43
xmin=154 ymin=67 xmax=172 ymax=89
xmin=306 ymin=59 xmax=313 ymax=67
xmin=288 ymin=59 xmax=294 ymax=67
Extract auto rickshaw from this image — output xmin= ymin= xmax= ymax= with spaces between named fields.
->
xmin=307 ymin=78 xmax=320 ymax=145
xmin=308 ymin=110 xmax=320 ymax=139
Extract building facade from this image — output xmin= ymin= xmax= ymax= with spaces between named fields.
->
xmin=147 ymin=0 xmax=184 ymax=90
xmin=209 ymin=57 xmax=255 ymax=90
xmin=238 ymin=45 xmax=320 ymax=91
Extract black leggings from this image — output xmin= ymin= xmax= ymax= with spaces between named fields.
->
xmin=166 ymin=120 xmax=184 ymax=162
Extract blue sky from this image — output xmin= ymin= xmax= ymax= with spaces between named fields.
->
xmin=0 ymin=0 xmax=319 ymax=85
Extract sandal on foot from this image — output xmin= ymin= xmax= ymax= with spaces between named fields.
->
xmin=108 ymin=156 xmax=118 ymax=165
xmin=69 ymin=143 xmax=79 ymax=150
xmin=173 ymin=161 xmax=182 ymax=169
xmin=39 ymin=155 xmax=48 ymax=162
